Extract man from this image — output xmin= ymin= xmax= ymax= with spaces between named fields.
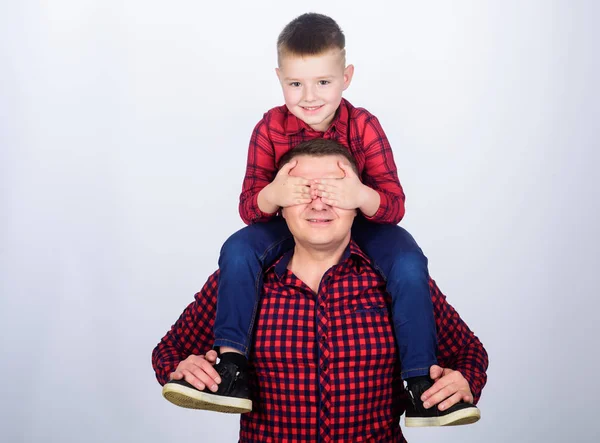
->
xmin=152 ymin=139 xmax=488 ymax=442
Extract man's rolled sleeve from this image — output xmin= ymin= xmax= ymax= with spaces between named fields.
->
xmin=151 ymin=271 xmax=220 ymax=385
xmin=430 ymin=278 xmax=489 ymax=404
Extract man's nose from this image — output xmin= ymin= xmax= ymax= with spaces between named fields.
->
xmin=309 ymin=196 xmax=327 ymax=210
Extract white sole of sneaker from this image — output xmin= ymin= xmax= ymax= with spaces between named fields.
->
xmin=162 ymin=383 xmax=252 ymax=414
xmin=405 ymin=407 xmax=481 ymax=427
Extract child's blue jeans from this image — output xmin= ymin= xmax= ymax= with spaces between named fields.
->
xmin=213 ymin=216 xmax=437 ymax=378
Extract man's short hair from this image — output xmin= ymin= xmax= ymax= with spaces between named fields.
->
xmin=277 ymin=13 xmax=345 ymax=65
xmin=278 ymin=139 xmax=359 ymax=175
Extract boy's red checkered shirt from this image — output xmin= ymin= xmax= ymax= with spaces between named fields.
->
xmin=152 ymin=241 xmax=488 ymax=443
xmin=240 ymin=98 xmax=406 ymax=225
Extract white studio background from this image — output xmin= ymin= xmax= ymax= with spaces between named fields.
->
xmin=1 ymin=1 xmax=598 ymax=442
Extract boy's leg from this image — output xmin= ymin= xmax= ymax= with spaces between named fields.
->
xmin=352 ymin=216 xmax=479 ymax=427
xmin=352 ymin=216 xmax=437 ymax=378
xmin=214 ymin=217 xmax=293 ymax=354
xmin=162 ymin=217 xmax=293 ymax=413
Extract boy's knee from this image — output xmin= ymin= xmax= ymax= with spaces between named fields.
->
xmin=389 ymin=249 xmax=428 ymax=281
xmin=221 ymin=228 xmax=257 ymax=259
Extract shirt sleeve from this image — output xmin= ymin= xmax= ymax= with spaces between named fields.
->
xmin=151 ymin=271 xmax=220 ymax=386
xmin=239 ymin=118 xmax=279 ymax=224
xmin=430 ymin=278 xmax=489 ymax=404
xmin=359 ymin=115 xmax=406 ymax=224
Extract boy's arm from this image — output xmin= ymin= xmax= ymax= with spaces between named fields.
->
xmin=360 ymin=115 xmax=406 ymax=224
xmin=430 ymin=278 xmax=489 ymax=403
xmin=239 ymin=119 xmax=280 ymax=224
xmin=151 ymin=271 xmax=219 ymax=385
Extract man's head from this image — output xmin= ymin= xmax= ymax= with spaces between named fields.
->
xmin=276 ymin=13 xmax=354 ymax=132
xmin=279 ymin=139 xmax=358 ymax=252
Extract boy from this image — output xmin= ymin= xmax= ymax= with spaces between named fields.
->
xmin=161 ymin=12 xmax=480 ymax=427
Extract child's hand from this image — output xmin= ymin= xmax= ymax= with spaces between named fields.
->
xmin=265 ymin=160 xmax=312 ymax=208
xmin=311 ymin=162 xmax=369 ymax=210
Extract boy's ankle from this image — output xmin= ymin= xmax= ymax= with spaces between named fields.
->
xmin=219 ymin=351 xmax=248 ymax=372
xmin=405 ymin=375 xmax=431 ymax=388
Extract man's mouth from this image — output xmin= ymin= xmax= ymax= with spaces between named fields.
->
xmin=307 ymin=218 xmax=333 ymax=223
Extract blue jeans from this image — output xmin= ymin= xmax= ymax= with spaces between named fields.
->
xmin=213 ymin=216 xmax=437 ymax=378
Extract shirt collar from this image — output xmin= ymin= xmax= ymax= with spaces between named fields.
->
xmin=284 ymin=98 xmax=350 ymax=136
xmin=270 ymin=238 xmax=370 ymax=280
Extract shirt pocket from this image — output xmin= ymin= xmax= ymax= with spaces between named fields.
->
xmin=333 ymin=291 xmax=389 ymax=317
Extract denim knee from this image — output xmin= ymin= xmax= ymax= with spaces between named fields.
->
xmin=388 ymin=249 xmax=429 ymax=286
xmin=219 ymin=228 xmax=260 ymax=266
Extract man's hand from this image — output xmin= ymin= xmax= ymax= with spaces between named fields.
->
xmin=261 ymin=160 xmax=312 ymax=209
xmin=311 ymin=162 xmax=370 ymax=210
xmin=169 ymin=350 xmax=221 ymax=392
xmin=421 ymin=365 xmax=474 ymax=411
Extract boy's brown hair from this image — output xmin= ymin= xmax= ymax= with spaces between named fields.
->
xmin=278 ymin=139 xmax=358 ymax=175
xmin=277 ymin=13 xmax=346 ymax=65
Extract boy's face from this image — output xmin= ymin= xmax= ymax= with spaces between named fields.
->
xmin=276 ymin=50 xmax=354 ymax=132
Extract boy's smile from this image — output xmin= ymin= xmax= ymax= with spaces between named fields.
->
xmin=276 ymin=50 xmax=354 ymax=132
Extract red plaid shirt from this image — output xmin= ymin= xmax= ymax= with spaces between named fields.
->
xmin=152 ymin=241 xmax=488 ymax=443
xmin=240 ymin=99 xmax=406 ymax=225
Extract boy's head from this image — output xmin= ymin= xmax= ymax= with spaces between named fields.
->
xmin=276 ymin=13 xmax=354 ymax=133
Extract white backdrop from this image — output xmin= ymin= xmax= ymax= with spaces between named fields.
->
xmin=1 ymin=1 xmax=598 ymax=442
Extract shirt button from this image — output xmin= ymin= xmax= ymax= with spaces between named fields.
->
xmin=320 ymin=335 xmax=327 ymax=342
xmin=321 ymin=364 xmax=328 ymax=372
xmin=319 ymin=304 xmax=326 ymax=311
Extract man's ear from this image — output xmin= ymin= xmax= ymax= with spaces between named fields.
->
xmin=343 ymin=64 xmax=354 ymax=91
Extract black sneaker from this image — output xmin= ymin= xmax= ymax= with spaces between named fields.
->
xmin=404 ymin=377 xmax=480 ymax=427
xmin=162 ymin=360 xmax=252 ymax=413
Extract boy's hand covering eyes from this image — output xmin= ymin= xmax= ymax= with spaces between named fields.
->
xmin=311 ymin=162 xmax=369 ymax=210
xmin=265 ymin=160 xmax=312 ymax=208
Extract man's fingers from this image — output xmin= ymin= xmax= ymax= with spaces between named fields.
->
xmin=438 ymin=391 xmax=463 ymax=411
xmin=189 ymin=365 xmax=220 ymax=392
xmin=181 ymin=369 xmax=206 ymax=391
xmin=169 ymin=371 xmax=184 ymax=380
xmin=422 ymin=383 xmax=456 ymax=408
xmin=429 ymin=365 xmax=444 ymax=380
xmin=461 ymin=389 xmax=474 ymax=404
xmin=421 ymin=374 xmax=454 ymax=401
xmin=198 ymin=358 xmax=222 ymax=383
xmin=205 ymin=350 xmax=218 ymax=363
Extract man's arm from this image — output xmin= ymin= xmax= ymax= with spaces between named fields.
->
xmin=151 ymin=271 xmax=220 ymax=385
xmin=430 ymin=278 xmax=489 ymax=404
